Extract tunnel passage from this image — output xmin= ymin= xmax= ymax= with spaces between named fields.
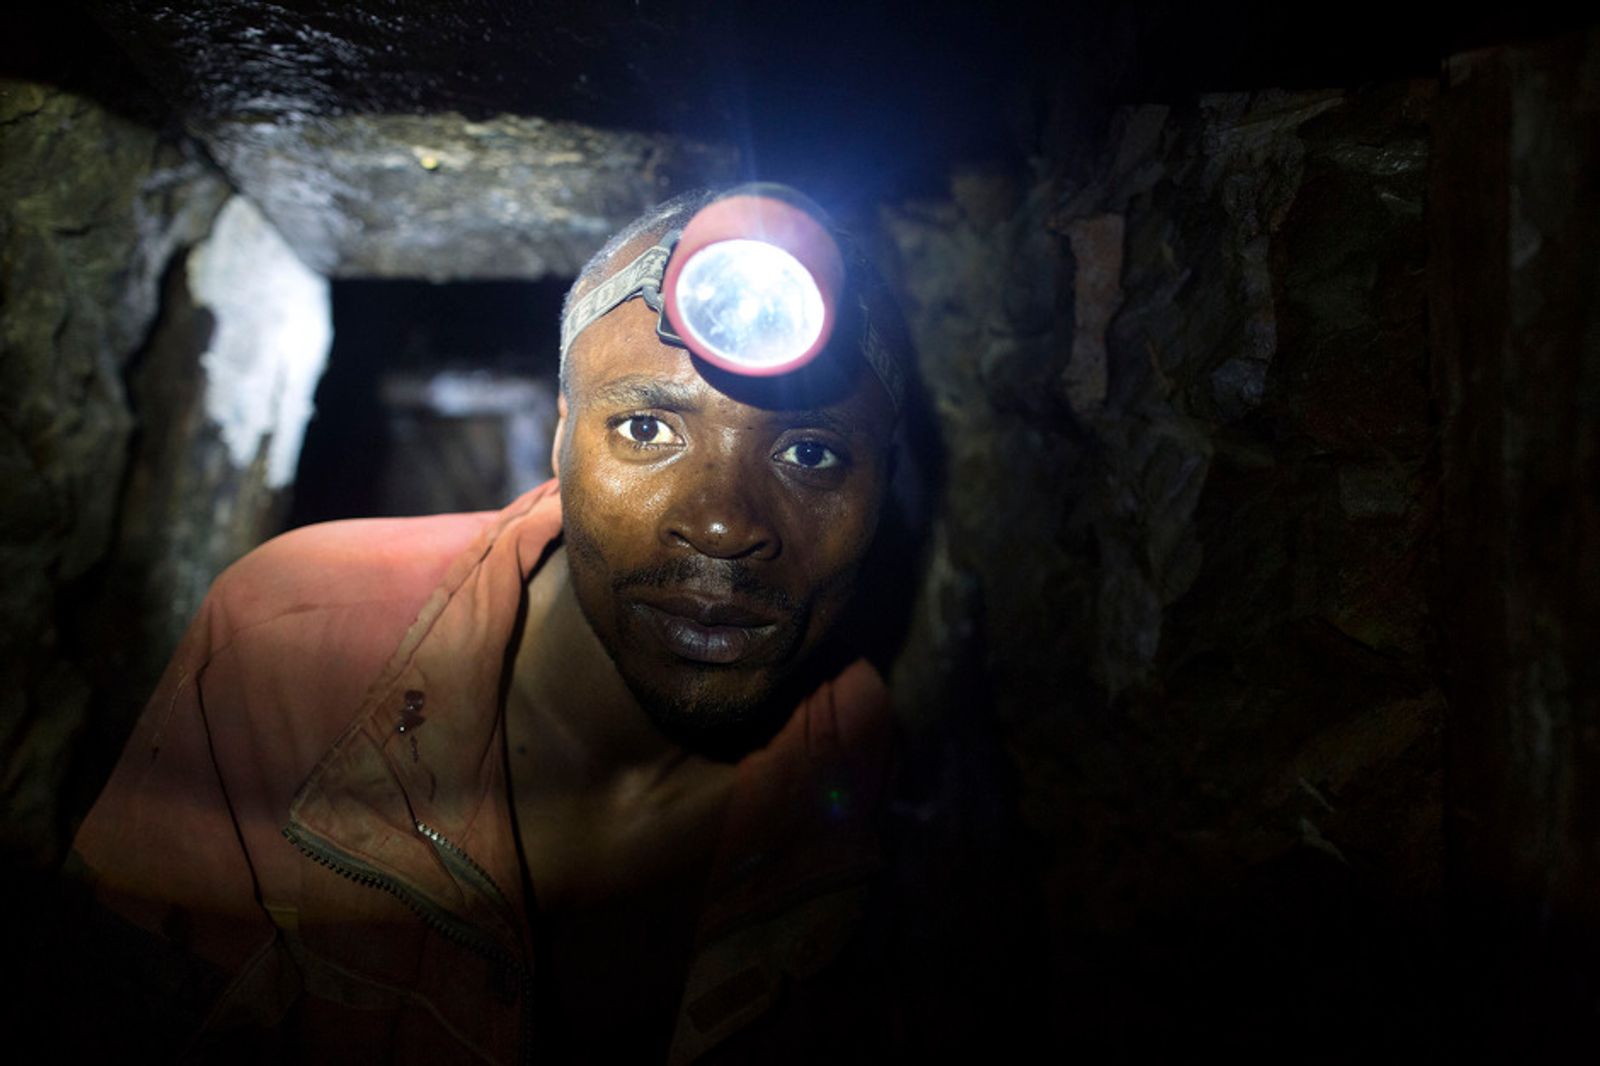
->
xmin=288 ymin=278 xmax=567 ymax=529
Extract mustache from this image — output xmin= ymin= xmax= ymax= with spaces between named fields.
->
xmin=611 ymin=557 xmax=797 ymax=612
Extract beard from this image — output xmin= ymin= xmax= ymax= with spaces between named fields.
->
xmin=629 ymin=667 xmax=799 ymax=760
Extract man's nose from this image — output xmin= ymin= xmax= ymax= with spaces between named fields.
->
xmin=660 ymin=463 xmax=781 ymax=561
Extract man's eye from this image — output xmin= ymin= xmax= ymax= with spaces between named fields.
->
xmin=775 ymin=440 xmax=841 ymax=470
xmin=614 ymin=415 xmax=680 ymax=447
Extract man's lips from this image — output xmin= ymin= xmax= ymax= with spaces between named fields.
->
xmin=629 ymin=593 xmax=782 ymax=665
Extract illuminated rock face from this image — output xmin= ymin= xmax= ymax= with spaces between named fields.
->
xmin=100 ymin=196 xmax=331 ymax=704
xmin=0 ymin=88 xmax=336 ymax=867
xmin=193 ymin=111 xmax=737 ymax=280
xmin=83 ymin=2 xmax=738 ymax=281
xmin=188 ymin=196 xmax=331 ymax=490
xmin=0 ymin=80 xmax=230 ymax=864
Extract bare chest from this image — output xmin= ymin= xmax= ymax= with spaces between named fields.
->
xmin=507 ymin=746 xmax=737 ymax=1058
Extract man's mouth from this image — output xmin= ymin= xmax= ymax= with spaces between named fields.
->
xmin=630 ymin=593 xmax=782 ymax=665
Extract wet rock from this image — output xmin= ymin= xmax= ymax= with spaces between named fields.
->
xmin=0 ymin=80 xmax=230 ymax=864
xmin=87 ymin=0 xmax=704 ymax=132
xmin=1060 ymin=214 xmax=1122 ymax=415
xmin=91 ymin=195 xmax=331 ymax=688
xmin=193 ymin=111 xmax=738 ymax=280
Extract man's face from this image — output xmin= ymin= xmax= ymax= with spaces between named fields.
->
xmin=556 ymin=286 xmax=894 ymax=745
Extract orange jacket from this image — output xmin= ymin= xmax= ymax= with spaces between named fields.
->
xmin=72 ymin=482 xmax=893 ymax=1063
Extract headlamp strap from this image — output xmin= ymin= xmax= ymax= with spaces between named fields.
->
xmin=559 ymin=241 xmax=673 ymax=357
xmin=860 ymin=314 xmax=904 ymax=415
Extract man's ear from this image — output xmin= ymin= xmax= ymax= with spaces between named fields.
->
xmin=551 ymin=394 xmax=569 ymax=478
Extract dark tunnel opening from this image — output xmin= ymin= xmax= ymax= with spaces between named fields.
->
xmin=287 ymin=278 xmax=568 ymax=530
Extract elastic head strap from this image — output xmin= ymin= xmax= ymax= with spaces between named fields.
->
xmin=559 ymin=243 xmax=672 ymax=358
xmin=859 ymin=312 xmax=904 ymax=416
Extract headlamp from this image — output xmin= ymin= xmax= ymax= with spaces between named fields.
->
xmin=560 ymin=184 xmax=845 ymax=378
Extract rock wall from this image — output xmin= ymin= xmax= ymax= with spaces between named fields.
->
xmin=193 ymin=111 xmax=738 ymax=280
xmin=1432 ymin=30 xmax=1600 ymax=1049
xmin=0 ymin=81 xmax=332 ymax=869
xmin=82 ymin=194 xmax=332 ymax=757
xmin=0 ymin=80 xmax=230 ymax=865
xmin=883 ymin=81 xmax=1444 ymax=1054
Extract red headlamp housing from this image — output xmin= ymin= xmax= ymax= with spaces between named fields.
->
xmin=660 ymin=186 xmax=845 ymax=377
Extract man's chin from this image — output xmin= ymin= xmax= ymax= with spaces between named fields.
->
xmin=626 ymin=669 xmax=794 ymax=761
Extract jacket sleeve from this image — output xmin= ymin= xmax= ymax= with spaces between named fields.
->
xmin=65 ymin=590 xmax=286 ymax=1057
xmin=61 ymin=511 xmax=499 ymax=1060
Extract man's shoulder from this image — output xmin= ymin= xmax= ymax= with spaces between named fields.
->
xmin=205 ymin=510 xmax=502 ymax=638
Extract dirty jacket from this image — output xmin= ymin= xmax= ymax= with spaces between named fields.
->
xmin=71 ymin=481 xmax=893 ymax=1064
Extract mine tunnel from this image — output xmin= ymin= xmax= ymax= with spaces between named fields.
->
xmin=288 ymin=280 xmax=565 ymax=526
xmin=3 ymin=1 xmax=1598 ymax=1060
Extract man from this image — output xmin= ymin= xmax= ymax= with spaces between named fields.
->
xmin=68 ymin=187 xmax=910 ymax=1063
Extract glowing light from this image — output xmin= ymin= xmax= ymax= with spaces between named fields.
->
xmin=671 ymin=239 xmax=826 ymax=371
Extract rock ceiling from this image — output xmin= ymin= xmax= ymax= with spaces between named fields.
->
xmin=26 ymin=2 xmax=1580 ymax=279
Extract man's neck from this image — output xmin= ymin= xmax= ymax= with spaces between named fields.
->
xmin=504 ymin=543 xmax=737 ymax=920
xmin=509 ymin=545 xmax=699 ymax=791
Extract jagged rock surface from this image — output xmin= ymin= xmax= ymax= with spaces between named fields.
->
xmin=883 ymin=82 xmax=1442 ymax=1053
xmin=0 ymin=80 xmax=230 ymax=864
xmin=193 ymin=112 xmax=738 ymax=279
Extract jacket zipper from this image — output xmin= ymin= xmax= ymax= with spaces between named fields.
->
xmin=415 ymin=821 xmax=521 ymax=934
xmin=282 ymin=821 xmax=536 ymax=1066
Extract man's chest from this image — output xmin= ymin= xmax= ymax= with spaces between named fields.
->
xmin=506 ymin=748 xmax=738 ymax=1057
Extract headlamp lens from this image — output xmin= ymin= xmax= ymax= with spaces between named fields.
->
xmin=672 ymin=239 xmax=827 ymax=372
